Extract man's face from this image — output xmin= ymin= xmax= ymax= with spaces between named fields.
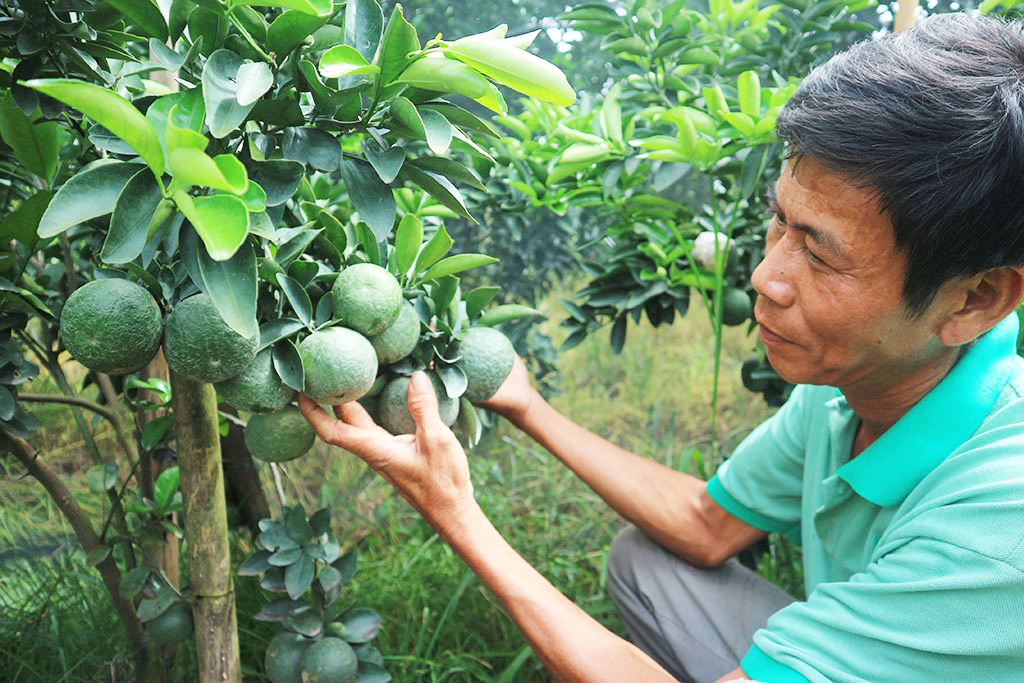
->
xmin=751 ymin=157 xmax=959 ymax=398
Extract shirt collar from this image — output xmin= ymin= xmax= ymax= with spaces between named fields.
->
xmin=836 ymin=314 xmax=1020 ymax=507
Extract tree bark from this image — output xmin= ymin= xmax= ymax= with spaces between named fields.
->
xmin=170 ymin=371 xmax=240 ymax=683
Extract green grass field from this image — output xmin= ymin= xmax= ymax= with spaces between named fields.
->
xmin=0 ymin=296 xmax=778 ymax=682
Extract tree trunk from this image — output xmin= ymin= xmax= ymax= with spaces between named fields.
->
xmin=169 ymin=371 xmax=240 ymax=683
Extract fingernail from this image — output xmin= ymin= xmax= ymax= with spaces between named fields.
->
xmin=410 ymin=371 xmax=430 ymax=391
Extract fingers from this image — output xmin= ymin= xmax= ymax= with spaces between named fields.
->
xmin=298 ymin=394 xmax=375 ymax=453
xmin=406 ymin=371 xmax=448 ymax=435
xmin=334 ymin=399 xmax=378 ymax=429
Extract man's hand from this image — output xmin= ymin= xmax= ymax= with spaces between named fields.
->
xmin=478 ymin=354 xmax=540 ymax=424
xmin=298 ymin=371 xmax=476 ymax=530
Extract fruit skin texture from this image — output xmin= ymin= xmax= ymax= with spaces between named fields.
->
xmin=146 ymin=601 xmax=193 ymax=647
xmin=331 ymin=263 xmax=403 ymax=336
xmin=60 ymin=278 xmax=163 ymax=375
xmin=299 ymin=636 xmax=359 ymax=683
xmin=378 ymin=373 xmax=459 ymax=435
xmin=164 ymin=293 xmax=258 ymax=383
xmin=215 ymin=348 xmax=294 ymax=414
xmin=455 ymin=327 xmax=515 ymax=402
xmin=369 ymin=300 xmax=420 ymax=365
xmin=244 ymin=405 xmax=316 ymax=462
xmin=298 ymin=328 xmax=378 ymax=405
xmin=265 ymin=631 xmax=313 ymax=683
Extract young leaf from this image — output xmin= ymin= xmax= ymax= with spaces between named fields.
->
xmin=23 ymin=79 xmax=165 ymax=176
xmin=412 ymin=224 xmax=453 ymax=274
xmin=238 ymin=0 xmax=331 ymax=16
xmin=236 ymin=62 xmax=274 ymax=107
xmin=319 ymin=45 xmax=380 ymax=79
xmin=465 ymin=286 xmax=499 ymax=320
xmin=102 ymin=168 xmax=164 ymax=264
xmin=419 ymin=108 xmax=453 ymax=155
xmin=141 ymin=415 xmax=173 ymax=452
xmin=737 ymin=70 xmax=762 ymax=117
xmin=175 ymin=191 xmax=249 ymax=261
xmin=478 ymin=304 xmax=541 ymax=326
xmin=394 ymin=57 xmax=488 ymax=99
xmin=420 ymin=254 xmax=497 ymax=283
xmin=394 ymin=213 xmax=423 ymax=279
xmin=442 ymin=38 xmax=575 ymax=106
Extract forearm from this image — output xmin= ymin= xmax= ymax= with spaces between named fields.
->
xmin=437 ymin=501 xmax=677 ymax=683
xmin=504 ymin=393 xmax=725 ymax=564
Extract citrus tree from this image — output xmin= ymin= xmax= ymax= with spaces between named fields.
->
xmin=0 ymin=0 xmax=572 ymax=679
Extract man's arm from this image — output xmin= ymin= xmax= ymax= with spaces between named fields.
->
xmin=298 ymin=377 xmax=680 ymax=682
xmin=482 ymin=357 xmax=767 ymax=566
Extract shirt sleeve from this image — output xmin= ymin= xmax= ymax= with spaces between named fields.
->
xmin=743 ymin=536 xmax=1024 ymax=683
xmin=707 ymin=384 xmax=818 ymax=535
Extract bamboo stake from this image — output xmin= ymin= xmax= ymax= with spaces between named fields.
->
xmin=169 ymin=371 xmax=240 ymax=683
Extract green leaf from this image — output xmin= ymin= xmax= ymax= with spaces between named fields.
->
xmin=345 ymin=0 xmax=383 ymax=62
xmin=413 ymin=224 xmax=452 ymax=274
xmin=198 ymin=239 xmax=258 ymax=338
xmin=389 ymin=96 xmax=425 ymax=138
xmin=1 ymin=190 xmax=52 ymax=244
xmin=478 ymin=304 xmax=541 ymax=326
xmin=394 ymin=213 xmax=422 ymax=279
xmin=363 ymin=140 xmax=404 ymax=184
xmin=24 ymin=79 xmax=165 ymax=177
xmin=257 ymin=318 xmax=305 ymax=351
xmin=39 ymin=161 xmax=143 ymax=238
xmin=283 ymin=127 xmax=342 ymax=171
xmin=150 ymin=38 xmax=185 ymax=71
xmin=202 ymin=50 xmax=257 ymax=138
xmin=285 ymin=554 xmax=314 ymax=599
xmin=249 ymin=159 xmax=304 ymax=206
xmin=238 ymin=0 xmax=331 ymax=16
xmin=609 ymin=314 xmax=627 ymax=354
xmin=153 ymin=466 xmax=180 ymax=510
xmin=87 ymin=461 xmax=119 ymax=494
xmin=104 ymin=0 xmax=168 ymax=40
xmin=236 ymin=62 xmax=274 ymax=107
xmin=141 ymin=415 xmax=173 ymax=452
xmin=420 ymin=253 xmax=497 ymax=282
xmin=273 ymin=340 xmax=304 ymax=392
xmin=395 ymin=57 xmax=488 ymax=99
xmin=737 ymin=70 xmax=761 ymax=118
xmin=442 ymin=37 xmax=575 ymax=106
xmin=419 ymin=108 xmax=453 ymax=155
xmin=419 ymin=102 xmax=501 ymax=138
xmin=376 ymin=3 xmax=419 ymax=85
xmin=102 ymin=168 xmax=163 ymax=264
xmin=472 ymin=80 xmax=508 ymax=115
xmin=401 ymin=166 xmax=474 ymax=221
xmin=170 ymin=147 xmax=249 ymax=193
xmin=0 ymin=93 xmax=61 ymax=182
xmin=120 ymin=567 xmax=151 ymax=599
xmin=267 ymin=10 xmax=330 ymax=55
xmin=319 ymin=45 xmax=380 ymax=79
xmin=277 ymin=273 xmax=312 ymax=325
xmin=341 ymin=608 xmax=381 ymax=643
xmin=341 ymin=157 xmax=395 ymax=241
xmin=409 ymin=157 xmax=485 ymax=191
xmin=465 ymin=286 xmax=499 ymax=320
xmin=238 ymin=550 xmax=273 ymax=576
xmin=175 ymin=191 xmax=249 ymax=261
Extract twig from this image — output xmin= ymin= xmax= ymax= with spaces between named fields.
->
xmin=270 ymin=463 xmax=287 ymax=508
xmin=19 ymin=392 xmax=120 ymax=426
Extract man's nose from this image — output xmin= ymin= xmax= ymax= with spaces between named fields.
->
xmin=751 ymin=243 xmax=796 ymax=308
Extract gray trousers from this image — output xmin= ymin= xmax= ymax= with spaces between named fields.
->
xmin=607 ymin=525 xmax=795 ymax=683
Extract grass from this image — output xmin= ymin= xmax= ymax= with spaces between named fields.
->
xmin=0 ymin=292 xmax=781 ymax=682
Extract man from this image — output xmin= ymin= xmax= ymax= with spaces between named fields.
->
xmin=300 ymin=13 xmax=1024 ymax=682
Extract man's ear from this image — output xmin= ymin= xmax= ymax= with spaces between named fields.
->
xmin=937 ymin=266 xmax=1024 ymax=346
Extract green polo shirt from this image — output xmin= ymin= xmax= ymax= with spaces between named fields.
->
xmin=707 ymin=314 xmax=1024 ymax=683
